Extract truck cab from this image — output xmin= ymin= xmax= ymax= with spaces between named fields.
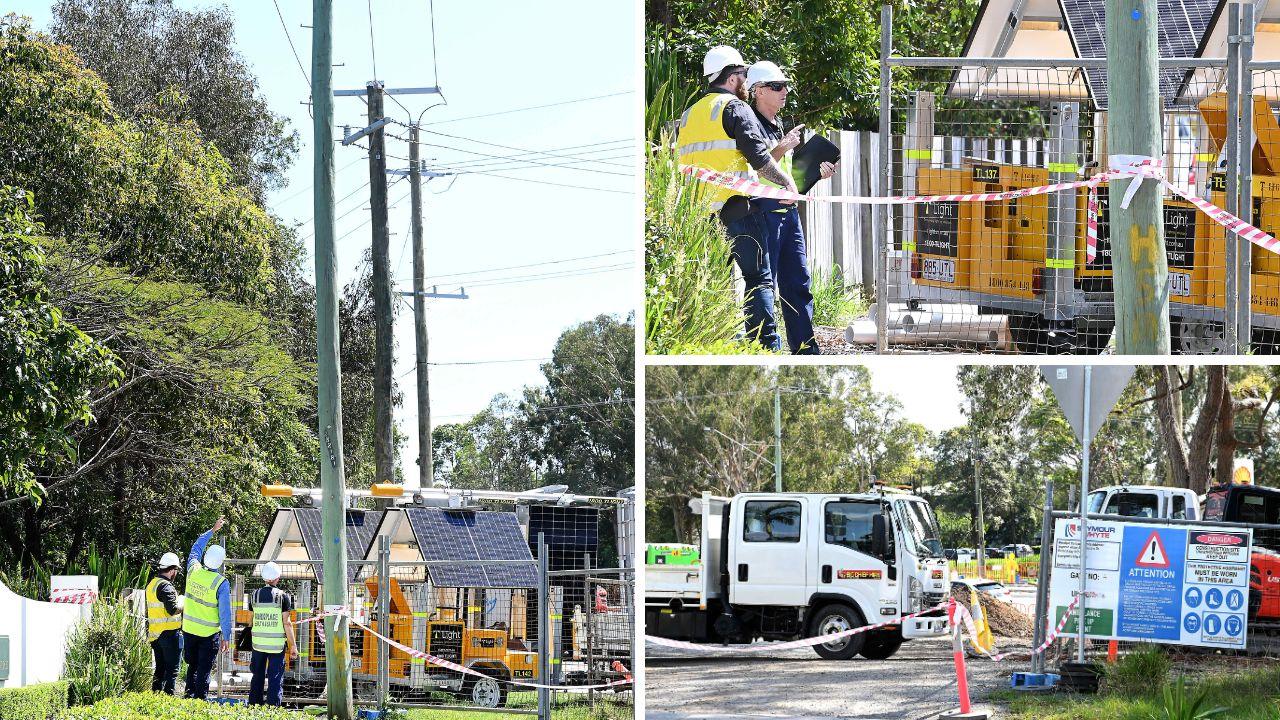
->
xmin=1084 ymin=485 xmax=1200 ymax=521
xmin=1202 ymin=483 xmax=1280 ymax=622
xmin=646 ymin=489 xmax=950 ymax=660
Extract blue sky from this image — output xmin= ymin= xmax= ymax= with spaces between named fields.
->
xmin=13 ymin=1 xmax=639 ymax=486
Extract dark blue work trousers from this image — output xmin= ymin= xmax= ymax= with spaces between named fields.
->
xmin=182 ymin=631 xmax=220 ymax=700
xmin=150 ymin=630 xmax=181 ymax=695
xmin=756 ymin=199 xmax=819 ymax=354
xmin=725 ymin=208 xmax=781 ymax=351
xmin=248 ymin=650 xmax=285 ymax=706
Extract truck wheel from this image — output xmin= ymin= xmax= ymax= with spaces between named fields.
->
xmin=858 ymin=631 xmax=903 ymax=660
xmin=809 ymin=605 xmax=866 ymax=660
xmin=463 ymin=673 xmax=508 ymax=708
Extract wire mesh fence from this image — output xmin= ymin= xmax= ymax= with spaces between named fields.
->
xmin=872 ymin=55 xmax=1266 ymax=354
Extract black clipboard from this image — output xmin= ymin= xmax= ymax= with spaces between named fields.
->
xmin=791 ymin=133 xmax=841 ymax=194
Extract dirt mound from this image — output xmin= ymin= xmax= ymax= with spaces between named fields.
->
xmin=950 ymin=587 xmax=1034 ymax=639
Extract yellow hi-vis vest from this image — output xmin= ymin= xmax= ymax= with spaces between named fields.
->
xmin=145 ymin=577 xmax=182 ymax=642
xmin=676 ymin=92 xmax=758 ymax=211
xmin=251 ymin=588 xmax=286 ymax=654
xmin=182 ymin=565 xmax=226 ymax=637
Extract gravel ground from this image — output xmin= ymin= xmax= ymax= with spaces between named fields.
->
xmin=646 ymin=635 xmax=1029 ymax=720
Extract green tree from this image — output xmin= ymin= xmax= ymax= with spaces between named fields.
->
xmin=50 ymin=0 xmax=298 ymax=199
xmin=0 ymin=189 xmax=118 ymax=501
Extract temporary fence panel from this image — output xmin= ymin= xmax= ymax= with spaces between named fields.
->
xmin=801 ymin=130 xmax=883 ymax=297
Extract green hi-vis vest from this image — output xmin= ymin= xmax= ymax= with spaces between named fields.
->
xmin=251 ymin=588 xmax=286 ymax=654
xmin=182 ymin=565 xmax=226 ymax=638
xmin=145 ymin=577 xmax=182 ymax=642
xmin=676 ymin=93 xmax=758 ymax=211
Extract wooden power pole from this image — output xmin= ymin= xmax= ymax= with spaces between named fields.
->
xmin=1107 ymin=0 xmax=1170 ymax=353
xmin=367 ymin=81 xmax=395 ymax=485
xmin=409 ymin=126 xmax=432 ymax=488
xmin=310 ymin=1 xmax=354 ymax=716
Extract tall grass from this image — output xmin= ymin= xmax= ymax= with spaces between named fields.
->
xmin=0 ymin=546 xmax=147 ymax=601
xmin=64 ymin=602 xmax=151 ymax=706
xmin=809 ymin=265 xmax=867 ymax=327
xmin=645 ymin=27 xmax=699 ymax=144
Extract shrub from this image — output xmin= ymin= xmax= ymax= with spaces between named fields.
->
xmin=1153 ymin=675 xmax=1228 ymax=720
xmin=64 ymin=602 xmax=151 ymax=706
xmin=0 ymin=681 xmax=69 ymax=720
xmin=1103 ymin=643 xmax=1170 ymax=697
xmin=57 ymin=692 xmax=301 ymax=719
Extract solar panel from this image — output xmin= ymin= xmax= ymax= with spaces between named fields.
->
xmin=405 ymin=508 xmax=538 ymax=588
xmin=1060 ymin=0 xmax=1216 ymax=109
xmin=293 ymin=509 xmax=384 ymax=583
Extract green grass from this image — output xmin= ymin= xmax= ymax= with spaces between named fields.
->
xmin=809 ymin=266 xmax=867 ymax=327
xmin=995 ymin=666 xmax=1280 ymax=720
xmin=402 ymin=692 xmax=630 ymax=720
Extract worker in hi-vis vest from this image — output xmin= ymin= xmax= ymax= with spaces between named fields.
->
xmin=145 ymin=551 xmax=184 ymax=694
xmin=182 ymin=516 xmax=231 ymax=700
xmin=746 ymin=60 xmax=837 ymax=355
xmin=248 ymin=561 xmax=298 ymax=706
xmin=676 ymin=45 xmax=798 ymax=352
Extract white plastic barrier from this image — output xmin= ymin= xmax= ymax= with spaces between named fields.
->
xmin=0 ymin=579 xmax=90 ymax=687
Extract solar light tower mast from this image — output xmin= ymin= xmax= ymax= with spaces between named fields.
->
xmin=310 ymin=1 xmax=355 ymax=717
xmin=1107 ymin=0 xmax=1170 ymax=353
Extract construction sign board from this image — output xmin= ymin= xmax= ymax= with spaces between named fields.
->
xmin=1049 ymin=519 xmax=1252 ymax=648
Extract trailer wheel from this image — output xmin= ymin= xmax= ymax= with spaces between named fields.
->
xmin=809 ymin=604 xmax=866 ymax=660
xmin=858 ymin=631 xmax=904 ymax=660
xmin=463 ymin=673 xmax=508 ymax=709
xmin=1171 ymin=318 xmax=1226 ymax=354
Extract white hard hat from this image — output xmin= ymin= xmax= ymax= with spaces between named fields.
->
xmin=704 ymin=45 xmax=746 ymax=79
xmin=157 ymin=552 xmax=181 ymax=570
xmin=747 ymin=61 xmax=790 ymax=90
xmin=203 ymin=544 xmax=226 ymax=570
xmin=261 ymin=561 xmax=281 ymax=582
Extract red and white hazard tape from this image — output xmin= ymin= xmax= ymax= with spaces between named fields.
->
xmin=680 ymin=156 xmax=1280 ymax=260
xmin=50 ymin=591 xmax=98 ymax=604
xmin=643 ymin=603 xmax=947 ymax=654
xmin=290 ymin=608 xmax=632 ymax=691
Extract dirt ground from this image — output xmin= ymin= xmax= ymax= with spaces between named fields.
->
xmin=646 ymin=635 xmax=1031 ymax=720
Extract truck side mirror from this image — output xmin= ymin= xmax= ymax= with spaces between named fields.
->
xmin=872 ymin=514 xmax=889 ymax=558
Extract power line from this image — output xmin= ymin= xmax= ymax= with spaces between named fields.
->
xmin=422 ymin=127 xmax=637 ymax=171
xmin=419 ymin=141 xmax=631 ymax=178
xmin=367 ymin=0 xmax=378 ymax=79
xmin=451 ymin=168 xmax=632 ymax=195
xmin=422 ymin=92 xmax=632 ymax=126
xmin=436 ymin=153 xmax=634 ymax=177
xmin=428 ymin=139 xmax=634 ymax=171
xmin=272 ymin=0 xmax=310 ymax=92
xmin=433 ymin=148 xmax=633 ymax=173
xmin=273 ymin=155 xmax=367 ymax=206
xmin=427 ymin=0 xmax=441 ymax=88
xmin=458 ymin=262 xmax=633 ymax=288
xmin=406 ymin=249 xmax=633 ymax=282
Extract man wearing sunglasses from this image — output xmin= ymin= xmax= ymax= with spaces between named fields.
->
xmin=677 ymin=46 xmax=798 ymax=352
xmin=746 ymin=60 xmax=837 ymax=355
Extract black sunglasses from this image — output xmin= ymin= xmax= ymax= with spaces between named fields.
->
xmin=761 ymin=81 xmax=789 ymax=91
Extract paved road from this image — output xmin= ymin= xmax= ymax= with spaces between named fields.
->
xmin=646 ymin=635 xmax=1028 ymax=720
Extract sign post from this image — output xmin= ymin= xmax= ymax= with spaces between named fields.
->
xmin=1040 ymin=365 xmax=1136 ymax=664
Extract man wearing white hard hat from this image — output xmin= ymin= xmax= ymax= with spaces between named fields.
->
xmin=746 ymin=60 xmax=837 ymax=355
xmin=248 ymin=560 xmax=298 ymax=706
xmin=677 ymin=45 xmax=798 ymax=351
xmin=182 ymin=516 xmax=231 ymax=700
xmin=145 ymin=550 xmax=184 ymax=694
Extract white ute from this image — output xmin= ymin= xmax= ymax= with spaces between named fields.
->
xmin=646 ymin=489 xmax=951 ymax=659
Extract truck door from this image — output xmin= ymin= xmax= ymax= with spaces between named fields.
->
xmin=813 ymin=499 xmax=893 ymax=621
xmin=729 ymin=496 xmax=809 ymax=606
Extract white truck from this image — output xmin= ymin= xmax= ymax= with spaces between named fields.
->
xmin=1083 ymin=485 xmax=1200 ymax=521
xmin=646 ymin=489 xmax=951 ymax=660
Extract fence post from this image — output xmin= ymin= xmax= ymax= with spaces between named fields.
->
xmin=1031 ymin=477 xmax=1055 ymax=674
xmin=584 ymin=553 xmax=594 ymax=705
xmin=1045 ymin=102 xmax=1079 ymax=330
xmin=377 ymin=536 xmax=390 ymax=707
xmin=1238 ymin=3 xmax=1255 ymax=351
xmin=537 ymin=533 xmax=551 ymax=720
xmin=876 ymin=3 xmax=893 ymax=353
xmin=1225 ymin=2 xmax=1241 ymax=353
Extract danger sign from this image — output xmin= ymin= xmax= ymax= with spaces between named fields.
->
xmin=1135 ymin=532 xmax=1171 ymax=568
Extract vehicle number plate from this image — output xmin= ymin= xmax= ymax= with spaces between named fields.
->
xmin=922 ymin=258 xmax=955 ymax=283
xmin=1169 ymin=272 xmax=1191 ymax=297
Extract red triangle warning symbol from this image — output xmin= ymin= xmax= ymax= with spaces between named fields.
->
xmin=1135 ymin=531 xmax=1171 ymax=568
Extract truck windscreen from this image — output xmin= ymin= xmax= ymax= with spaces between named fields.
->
xmin=901 ymin=500 xmax=944 ymax=558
